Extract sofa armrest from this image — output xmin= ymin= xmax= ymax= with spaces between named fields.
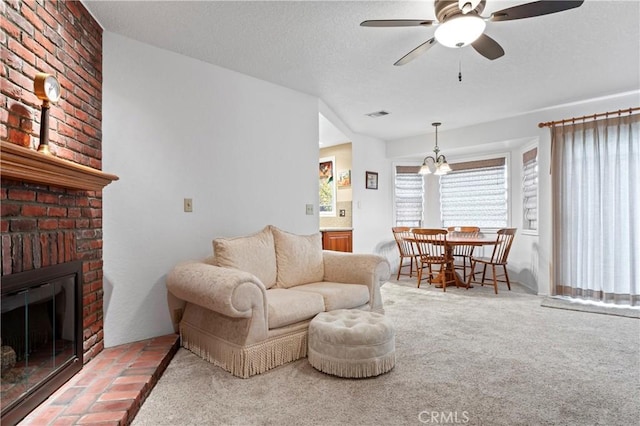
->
xmin=166 ymin=261 xmax=267 ymax=319
xmin=322 ymin=251 xmax=390 ymax=310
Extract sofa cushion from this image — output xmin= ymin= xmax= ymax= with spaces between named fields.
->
xmin=266 ymin=288 xmax=325 ymax=329
xmin=272 ymin=226 xmax=324 ymax=288
xmin=213 ymin=226 xmax=277 ymax=289
xmin=292 ymin=282 xmax=370 ymax=311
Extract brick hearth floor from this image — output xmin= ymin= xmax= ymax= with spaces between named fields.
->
xmin=19 ymin=334 xmax=179 ymax=426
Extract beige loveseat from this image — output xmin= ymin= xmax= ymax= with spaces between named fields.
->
xmin=166 ymin=225 xmax=390 ymax=378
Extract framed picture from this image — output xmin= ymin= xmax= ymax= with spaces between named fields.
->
xmin=366 ymin=171 xmax=378 ymax=190
xmin=337 ymin=170 xmax=351 ymax=188
xmin=319 ymin=157 xmax=336 ymax=216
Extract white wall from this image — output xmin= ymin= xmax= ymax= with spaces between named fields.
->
xmin=102 ymin=33 xmax=320 ymax=347
xmin=387 ymin=91 xmax=640 ymax=295
xmin=99 ymin=31 xmax=637 ymax=345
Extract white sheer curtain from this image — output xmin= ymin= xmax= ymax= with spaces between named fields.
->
xmin=551 ymin=113 xmax=639 ymax=306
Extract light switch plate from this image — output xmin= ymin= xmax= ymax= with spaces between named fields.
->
xmin=184 ymin=198 xmax=193 ymax=212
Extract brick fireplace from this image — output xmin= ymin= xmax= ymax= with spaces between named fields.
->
xmin=1 ymin=180 xmax=106 ymax=361
xmin=1 ymin=1 xmax=114 ymax=421
xmin=2 ymin=0 xmax=106 ymax=363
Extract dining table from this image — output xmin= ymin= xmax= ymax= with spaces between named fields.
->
xmin=445 ymin=235 xmax=499 ymax=287
xmin=404 ymin=233 xmax=498 ymax=288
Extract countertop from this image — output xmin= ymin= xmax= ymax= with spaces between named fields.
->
xmin=319 ymin=227 xmax=353 ymax=232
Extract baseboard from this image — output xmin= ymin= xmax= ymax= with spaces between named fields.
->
xmin=541 ymin=296 xmax=640 ymax=318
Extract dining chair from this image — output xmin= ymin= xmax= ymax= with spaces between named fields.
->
xmin=412 ymin=228 xmax=455 ymax=291
xmin=391 ymin=227 xmax=419 ymax=280
xmin=466 ymin=228 xmax=517 ymax=294
xmin=447 ymin=226 xmax=480 ymax=282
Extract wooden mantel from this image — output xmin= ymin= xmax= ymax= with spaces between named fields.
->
xmin=1 ymin=141 xmax=119 ymax=191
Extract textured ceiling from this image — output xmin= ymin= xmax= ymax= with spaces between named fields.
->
xmin=84 ymin=1 xmax=640 ymax=144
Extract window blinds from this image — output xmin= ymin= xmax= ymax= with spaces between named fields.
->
xmin=522 ymin=148 xmax=538 ymax=231
xmin=395 ymin=166 xmax=423 ymax=227
xmin=439 ymin=158 xmax=508 ymax=228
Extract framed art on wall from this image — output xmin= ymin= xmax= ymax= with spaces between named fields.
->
xmin=337 ymin=170 xmax=351 ymax=188
xmin=366 ymin=171 xmax=378 ymax=190
xmin=319 ymin=157 xmax=336 ymax=216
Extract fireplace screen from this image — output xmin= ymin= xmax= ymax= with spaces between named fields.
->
xmin=1 ymin=261 xmax=83 ymax=425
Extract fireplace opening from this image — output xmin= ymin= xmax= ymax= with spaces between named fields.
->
xmin=1 ymin=260 xmax=83 ymax=425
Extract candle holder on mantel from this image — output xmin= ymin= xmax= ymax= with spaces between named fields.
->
xmin=33 ymin=73 xmax=61 ymax=155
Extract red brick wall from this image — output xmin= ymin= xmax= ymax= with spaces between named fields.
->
xmin=1 ymin=0 xmax=105 ymax=361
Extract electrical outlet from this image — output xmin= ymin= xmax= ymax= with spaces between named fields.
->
xmin=172 ymin=308 xmax=183 ymax=324
xmin=339 ymin=209 xmax=346 ymax=217
xmin=184 ymin=198 xmax=193 ymax=212
xmin=305 ymin=204 xmax=314 ymax=215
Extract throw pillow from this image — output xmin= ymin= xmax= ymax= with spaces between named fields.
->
xmin=271 ymin=226 xmax=324 ymax=288
xmin=213 ymin=226 xmax=277 ymax=289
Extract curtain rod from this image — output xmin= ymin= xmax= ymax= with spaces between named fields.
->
xmin=537 ymin=107 xmax=640 ymax=128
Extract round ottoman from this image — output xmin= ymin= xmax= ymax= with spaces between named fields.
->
xmin=308 ymin=309 xmax=395 ymax=378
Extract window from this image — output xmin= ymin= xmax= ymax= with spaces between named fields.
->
xmin=522 ymin=147 xmax=538 ymax=231
xmin=394 ymin=166 xmax=424 ymax=227
xmin=319 ymin=156 xmax=336 ymax=216
xmin=439 ymin=157 xmax=508 ymax=228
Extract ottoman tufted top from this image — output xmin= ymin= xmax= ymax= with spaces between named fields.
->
xmin=308 ymin=309 xmax=396 ymax=377
xmin=310 ymin=309 xmax=395 ymax=346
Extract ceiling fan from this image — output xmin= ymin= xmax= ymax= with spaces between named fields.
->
xmin=360 ymin=0 xmax=584 ymax=65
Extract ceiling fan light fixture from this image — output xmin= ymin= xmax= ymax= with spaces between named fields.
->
xmin=434 ymin=15 xmax=486 ymax=48
xmin=363 ymin=0 xmax=584 ymax=64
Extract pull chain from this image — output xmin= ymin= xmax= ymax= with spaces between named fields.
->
xmin=458 ymin=58 xmax=462 ymax=82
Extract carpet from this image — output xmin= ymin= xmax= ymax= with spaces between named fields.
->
xmin=132 ymin=279 xmax=640 ymax=426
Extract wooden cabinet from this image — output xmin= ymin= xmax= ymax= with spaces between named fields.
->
xmin=322 ymin=230 xmax=352 ymax=252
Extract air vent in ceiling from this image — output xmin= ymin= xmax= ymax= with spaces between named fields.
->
xmin=365 ymin=110 xmax=390 ymax=118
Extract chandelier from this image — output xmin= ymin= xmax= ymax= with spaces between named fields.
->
xmin=419 ymin=122 xmax=451 ymax=176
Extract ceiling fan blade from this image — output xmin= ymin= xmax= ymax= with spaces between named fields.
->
xmin=394 ymin=38 xmax=437 ymax=66
xmin=471 ymin=34 xmax=505 ymax=60
xmin=360 ymin=19 xmax=434 ymax=27
xmin=490 ymin=1 xmax=584 ymax=22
